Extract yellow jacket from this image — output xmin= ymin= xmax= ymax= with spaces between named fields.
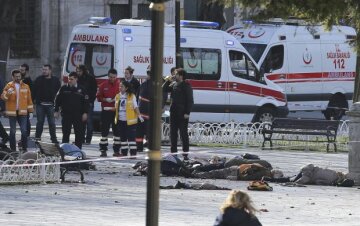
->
xmin=114 ymin=93 xmax=138 ymax=125
xmin=1 ymin=81 xmax=34 ymax=116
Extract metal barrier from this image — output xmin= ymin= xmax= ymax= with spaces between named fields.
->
xmin=0 ymin=156 xmax=61 ymax=184
xmin=162 ymin=120 xmax=349 ymax=148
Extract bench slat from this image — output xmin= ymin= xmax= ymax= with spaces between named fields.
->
xmin=262 ymin=118 xmax=340 ymax=152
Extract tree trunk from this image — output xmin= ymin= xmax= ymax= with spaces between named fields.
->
xmin=353 ymin=55 xmax=360 ymax=103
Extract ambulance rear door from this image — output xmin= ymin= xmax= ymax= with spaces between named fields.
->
xmin=285 ymin=38 xmax=323 ymax=111
xmin=320 ymin=32 xmax=356 ymax=109
xmin=64 ymin=26 xmax=116 ymax=113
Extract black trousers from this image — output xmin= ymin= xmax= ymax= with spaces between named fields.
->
xmin=62 ymin=114 xmax=84 ymax=149
xmin=136 ymin=119 xmax=148 ymax=152
xmin=117 ymin=120 xmax=136 ymax=156
xmin=26 ymin=114 xmax=31 ymax=137
xmin=170 ymin=112 xmax=189 ymax=155
xmin=100 ymin=111 xmax=120 ymax=152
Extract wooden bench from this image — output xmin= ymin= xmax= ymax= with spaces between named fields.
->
xmin=262 ymin=118 xmax=340 ymax=152
xmin=35 ymin=141 xmax=84 ymax=182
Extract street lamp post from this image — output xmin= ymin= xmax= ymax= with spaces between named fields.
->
xmin=146 ymin=0 xmax=166 ymax=226
xmin=175 ymin=0 xmax=181 ymax=67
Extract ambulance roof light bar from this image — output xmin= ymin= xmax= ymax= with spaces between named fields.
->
xmin=180 ymin=20 xmax=219 ymax=29
xmin=88 ymin=17 xmax=112 ymax=25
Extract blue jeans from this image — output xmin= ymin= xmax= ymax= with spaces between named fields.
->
xmin=35 ymin=104 xmax=58 ymax=142
xmin=9 ymin=115 xmax=27 ymax=151
xmin=83 ymin=103 xmax=94 ymax=143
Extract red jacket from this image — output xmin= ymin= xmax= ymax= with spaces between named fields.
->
xmin=96 ymin=79 xmax=120 ymax=111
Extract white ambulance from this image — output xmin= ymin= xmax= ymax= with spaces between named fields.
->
xmin=227 ymin=19 xmax=357 ymax=120
xmin=62 ymin=17 xmax=288 ymax=123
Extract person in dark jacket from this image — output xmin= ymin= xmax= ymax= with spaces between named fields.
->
xmin=214 ymin=190 xmax=262 ymax=226
xmin=33 ymin=64 xmax=60 ymax=143
xmin=122 ymin=66 xmax=140 ymax=96
xmin=163 ymin=68 xmax=193 ymax=160
xmin=19 ymin=63 xmax=33 ymax=138
xmin=54 ymin=72 xmax=89 ymax=149
xmin=76 ymin=64 xmax=97 ymax=144
xmin=135 ymin=66 xmax=168 ymax=152
xmin=135 ymin=67 xmax=151 ymax=152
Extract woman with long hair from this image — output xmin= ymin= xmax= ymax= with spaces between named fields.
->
xmin=114 ymin=80 xmax=143 ymax=157
xmin=214 ymin=190 xmax=262 ymax=226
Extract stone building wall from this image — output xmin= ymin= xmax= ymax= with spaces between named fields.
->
xmin=6 ymin=0 xmax=180 ymax=81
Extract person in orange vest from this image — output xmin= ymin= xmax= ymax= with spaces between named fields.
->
xmin=1 ymin=69 xmax=33 ymax=152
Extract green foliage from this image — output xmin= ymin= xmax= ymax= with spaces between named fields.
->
xmin=221 ymin=0 xmax=360 ymax=51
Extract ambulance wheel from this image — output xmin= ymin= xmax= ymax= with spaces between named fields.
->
xmin=254 ymin=107 xmax=276 ymax=123
xmin=323 ymin=94 xmax=348 ymax=120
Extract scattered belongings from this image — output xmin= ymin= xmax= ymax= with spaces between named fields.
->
xmin=279 ymin=182 xmax=307 ymax=187
xmin=247 ymin=181 xmax=273 ymax=191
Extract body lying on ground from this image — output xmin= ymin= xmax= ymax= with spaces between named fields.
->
xmin=133 ymin=154 xmax=273 ymax=181
xmin=160 ymin=180 xmax=230 ymax=190
xmin=263 ymin=164 xmax=353 ymax=187
xmin=193 ymin=163 xmax=272 ymax=181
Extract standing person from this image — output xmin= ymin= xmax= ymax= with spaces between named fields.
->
xmin=33 ymin=64 xmax=60 ymax=143
xmin=54 ymin=72 xmax=89 ymax=149
xmin=97 ymin=68 xmax=120 ymax=157
xmin=1 ymin=69 xmax=33 ymax=152
xmin=19 ymin=63 xmax=33 ymax=138
xmin=213 ymin=190 xmax=262 ymax=226
xmin=135 ymin=67 xmax=151 ymax=153
xmin=122 ymin=66 xmax=140 ymax=96
xmin=19 ymin=63 xmax=33 ymax=90
xmin=136 ymin=66 xmax=168 ymax=152
xmin=76 ymin=64 xmax=97 ymax=145
xmin=115 ymin=80 xmax=143 ymax=157
xmin=163 ymin=68 xmax=193 ymax=160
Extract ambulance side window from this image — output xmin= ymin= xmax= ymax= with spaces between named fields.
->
xmin=66 ymin=43 xmax=114 ymax=78
xmin=180 ymin=48 xmax=221 ymax=80
xmin=263 ymin=45 xmax=284 ymax=73
xmin=229 ymin=50 xmax=257 ymax=82
xmin=67 ymin=43 xmax=86 ymax=73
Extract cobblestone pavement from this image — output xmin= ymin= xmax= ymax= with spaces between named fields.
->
xmin=0 ymin=119 xmax=359 ymax=226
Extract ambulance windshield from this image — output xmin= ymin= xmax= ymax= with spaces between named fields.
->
xmin=241 ymin=43 xmax=267 ymax=63
xmin=66 ymin=43 xmax=114 ymax=77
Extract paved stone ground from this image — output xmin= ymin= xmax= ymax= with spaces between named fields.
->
xmin=0 ymin=120 xmax=360 ymax=225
